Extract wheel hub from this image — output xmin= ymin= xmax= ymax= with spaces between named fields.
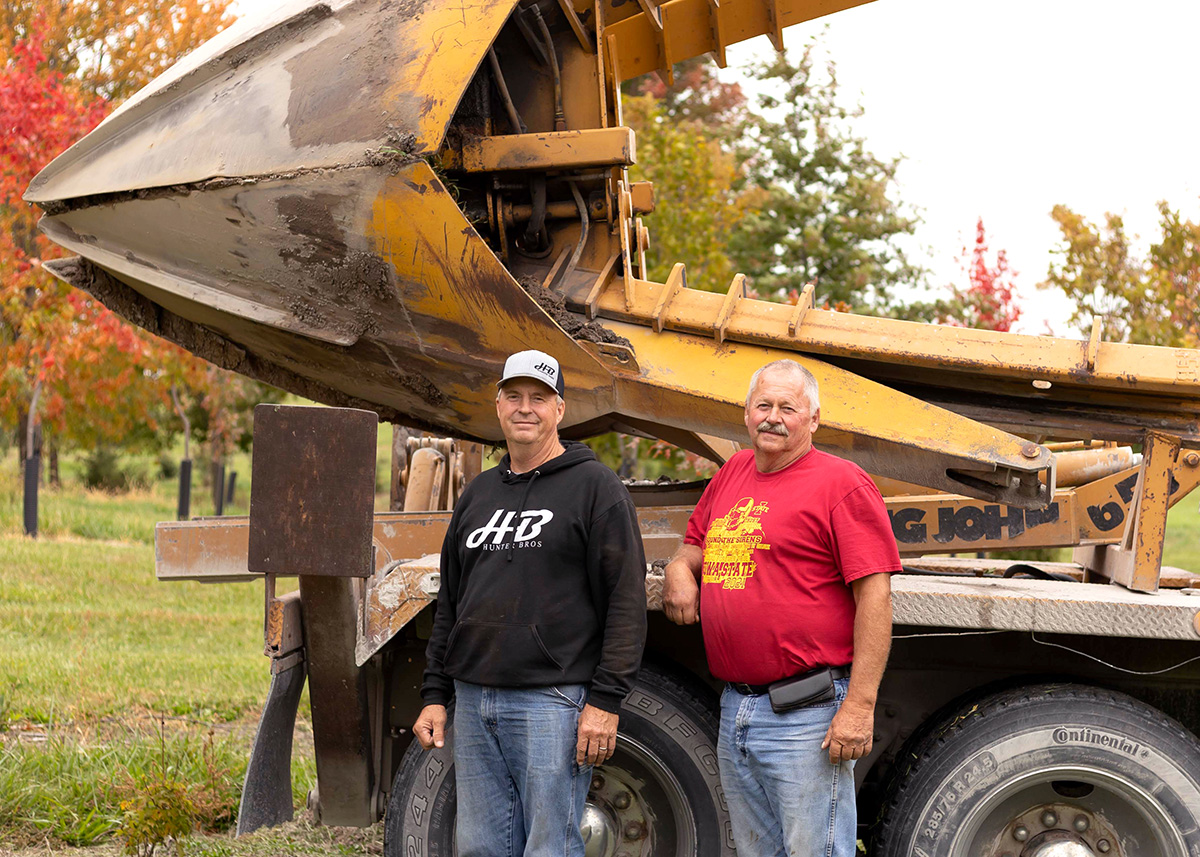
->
xmin=584 ymin=768 xmax=653 ymax=857
xmin=990 ymin=802 xmax=1121 ymax=857
xmin=581 ymin=802 xmax=619 ymax=857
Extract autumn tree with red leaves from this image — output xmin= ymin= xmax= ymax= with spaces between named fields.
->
xmin=1 ymin=8 xmax=248 ymax=491
xmin=0 ymin=28 xmax=111 ymax=467
xmin=938 ymin=218 xmax=1022 ymax=332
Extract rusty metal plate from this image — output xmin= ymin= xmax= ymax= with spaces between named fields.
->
xmin=248 ymin=404 xmax=377 ymax=577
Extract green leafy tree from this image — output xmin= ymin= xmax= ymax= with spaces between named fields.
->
xmin=729 ymin=42 xmax=924 ymax=310
xmin=625 ymin=94 xmax=754 ymax=288
xmin=1043 ymin=202 xmax=1200 ymax=346
xmin=627 ymin=56 xmax=749 ymax=138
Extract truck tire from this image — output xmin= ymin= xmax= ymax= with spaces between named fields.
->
xmin=384 ymin=664 xmax=734 ymax=857
xmin=870 ymin=682 xmax=1200 ymax=856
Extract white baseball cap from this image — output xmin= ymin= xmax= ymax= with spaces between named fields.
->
xmin=497 ymin=350 xmax=565 ymax=398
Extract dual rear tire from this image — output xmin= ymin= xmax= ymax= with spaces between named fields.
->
xmin=871 ymin=683 xmax=1200 ymax=856
xmin=386 ymin=676 xmax=1200 ymax=856
xmin=384 ymin=665 xmax=734 ymax=857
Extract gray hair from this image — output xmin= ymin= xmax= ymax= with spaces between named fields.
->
xmin=745 ymin=360 xmax=820 ymax=411
xmin=495 ymin=388 xmax=565 ymax=407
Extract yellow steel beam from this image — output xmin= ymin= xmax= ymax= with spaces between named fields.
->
xmin=571 ymin=274 xmax=1200 ymax=401
xmin=604 ymin=321 xmax=1054 ymax=508
xmin=604 ymin=0 xmax=876 ymax=84
xmin=461 ymin=127 xmax=636 ymax=173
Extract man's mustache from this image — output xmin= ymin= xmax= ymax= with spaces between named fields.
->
xmin=756 ymin=420 xmax=789 ymax=437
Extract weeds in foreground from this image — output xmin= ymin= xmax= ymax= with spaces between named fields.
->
xmin=0 ymin=722 xmax=246 ymax=850
xmin=115 ymin=718 xmax=239 ymax=857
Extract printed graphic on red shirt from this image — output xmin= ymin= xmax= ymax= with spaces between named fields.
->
xmin=684 ymin=449 xmax=902 ymax=684
xmin=700 ymin=497 xmax=771 ymax=590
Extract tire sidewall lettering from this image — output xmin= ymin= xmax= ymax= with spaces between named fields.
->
xmin=911 ymin=726 xmax=1200 ymax=851
xmin=386 ymin=670 xmax=734 ymax=857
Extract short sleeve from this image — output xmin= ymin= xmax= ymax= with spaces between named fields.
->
xmin=684 ymin=476 xmax=719 ymax=547
xmin=829 ymin=483 xmax=902 ymax=583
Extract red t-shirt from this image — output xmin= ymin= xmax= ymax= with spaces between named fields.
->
xmin=684 ymin=447 xmax=901 ymax=684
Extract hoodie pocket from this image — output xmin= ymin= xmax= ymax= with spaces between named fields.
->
xmin=444 ymin=619 xmax=564 ymax=678
xmin=530 ymin=626 xmax=564 ymax=671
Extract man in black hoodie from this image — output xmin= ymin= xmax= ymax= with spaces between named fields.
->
xmin=414 ymin=349 xmax=647 ymax=857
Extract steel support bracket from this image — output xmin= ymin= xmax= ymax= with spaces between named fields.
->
xmin=461 ymin=128 xmax=635 ymax=173
xmin=1075 ymin=431 xmax=1183 ymax=593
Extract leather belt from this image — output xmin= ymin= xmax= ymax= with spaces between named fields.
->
xmin=730 ymin=664 xmax=851 ymax=696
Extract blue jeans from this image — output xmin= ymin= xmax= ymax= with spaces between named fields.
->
xmin=717 ymin=677 xmax=856 ymax=857
xmin=453 ymin=680 xmax=592 ymax=857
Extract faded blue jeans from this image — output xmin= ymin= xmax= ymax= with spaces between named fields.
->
xmin=717 ymin=677 xmax=856 ymax=857
xmin=453 ymin=680 xmax=592 ymax=857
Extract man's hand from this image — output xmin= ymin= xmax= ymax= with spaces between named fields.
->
xmin=663 ymin=545 xmax=703 ymax=625
xmin=821 ymin=697 xmax=874 ymax=764
xmin=414 ymin=704 xmax=447 ymax=750
xmin=576 ymin=704 xmax=618 ymax=765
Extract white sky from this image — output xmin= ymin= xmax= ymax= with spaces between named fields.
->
xmin=726 ymin=0 xmax=1200 ymax=335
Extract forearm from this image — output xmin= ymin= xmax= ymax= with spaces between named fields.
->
xmin=846 ymin=574 xmax=892 ymax=708
xmin=591 ymin=597 xmax=646 ymax=712
xmin=665 ymin=543 xmax=703 ymax=581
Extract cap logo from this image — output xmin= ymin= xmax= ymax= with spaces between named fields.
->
xmin=534 ymin=362 xmax=556 ymax=377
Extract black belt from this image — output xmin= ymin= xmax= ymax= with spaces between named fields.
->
xmin=730 ymin=664 xmax=851 ymax=696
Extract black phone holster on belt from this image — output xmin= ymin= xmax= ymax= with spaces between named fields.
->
xmin=767 ymin=664 xmax=850 ymax=714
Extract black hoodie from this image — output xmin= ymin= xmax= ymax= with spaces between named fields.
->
xmin=420 ymin=441 xmax=647 ymax=713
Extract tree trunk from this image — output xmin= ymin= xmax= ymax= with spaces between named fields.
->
xmin=26 ymin=379 xmax=42 ymax=459
xmin=211 ymin=459 xmax=225 ymax=515
xmin=170 ymin=385 xmax=191 ymax=460
xmin=17 ymin=411 xmax=43 ymax=474
xmin=618 ymin=435 xmax=639 ymax=479
xmin=48 ymin=440 xmax=60 ymax=487
xmin=17 ymin=409 xmax=28 ymax=472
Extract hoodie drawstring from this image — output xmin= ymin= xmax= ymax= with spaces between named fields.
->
xmin=507 ymin=469 xmax=540 ymax=561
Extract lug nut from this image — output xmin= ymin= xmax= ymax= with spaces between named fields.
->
xmin=1041 ymin=810 xmax=1058 ymax=828
xmin=1013 ymin=826 xmax=1029 ymax=842
xmin=591 ymin=775 xmax=605 ymax=791
xmin=1073 ymin=814 xmax=1089 ymax=832
xmin=624 ymin=821 xmax=645 ymax=841
xmin=613 ymin=791 xmax=631 ymax=810
xmin=1097 ymin=840 xmax=1111 ymax=853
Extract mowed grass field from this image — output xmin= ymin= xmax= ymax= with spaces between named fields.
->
xmin=0 ymin=432 xmax=398 ymax=856
xmin=1 ymin=434 xmax=1199 ymax=854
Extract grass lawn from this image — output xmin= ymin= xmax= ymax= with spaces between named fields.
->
xmin=0 ymin=534 xmax=267 ymax=722
xmin=0 ymin=442 xmax=335 ymax=852
xmin=1165 ymin=496 xmax=1200 ymax=573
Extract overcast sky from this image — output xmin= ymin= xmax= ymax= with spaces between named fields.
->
xmin=726 ymin=0 xmax=1200 ymax=335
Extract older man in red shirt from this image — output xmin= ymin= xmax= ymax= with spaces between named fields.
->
xmin=663 ymin=358 xmax=898 ymax=857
